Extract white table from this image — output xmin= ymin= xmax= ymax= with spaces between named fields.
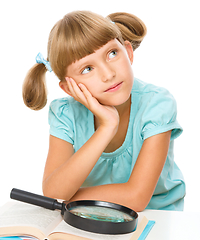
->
xmin=1 ymin=201 xmax=200 ymax=240
xmin=142 ymin=209 xmax=200 ymax=240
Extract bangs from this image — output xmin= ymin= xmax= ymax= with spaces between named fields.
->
xmin=48 ymin=11 xmax=123 ymax=81
xmin=66 ymin=11 xmax=122 ymax=61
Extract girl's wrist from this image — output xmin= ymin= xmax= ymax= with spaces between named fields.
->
xmin=97 ymin=123 xmax=118 ymax=138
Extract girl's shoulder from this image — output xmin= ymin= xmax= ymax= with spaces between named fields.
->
xmin=48 ymin=97 xmax=90 ymax=144
xmin=132 ymin=78 xmax=182 ymax=141
xmin=49 ymin=96 xmax=87 ymax=118
xmin=132 ymin=78 xmax=172 ymax=97
xmin=132 ymin=78 xmax=176 ymax=108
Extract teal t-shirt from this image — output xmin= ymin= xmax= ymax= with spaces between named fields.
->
xmin=49 ymin=78 xmax=185 ymax=211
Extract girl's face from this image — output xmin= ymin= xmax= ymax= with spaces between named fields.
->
xmin=64 ymin=39 xmax=134 ymax=107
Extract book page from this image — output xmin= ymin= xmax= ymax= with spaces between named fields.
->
xmin=0 ymin=201 xmax=63 ymax=238
xmin=49 ymin=215 xmax=147 ymax=240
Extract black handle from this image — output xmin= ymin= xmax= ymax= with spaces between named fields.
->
xmin=10 ymin=188 xmax=64 ymax=213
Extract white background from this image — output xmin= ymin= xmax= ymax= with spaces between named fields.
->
xmin=0 ymin=0 xmax=199 ymax=212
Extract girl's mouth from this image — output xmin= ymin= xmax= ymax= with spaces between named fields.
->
xmin=104 ymin=82 xmax=123 ymax=92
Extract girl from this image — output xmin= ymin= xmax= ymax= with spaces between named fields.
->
xmin=23 ymin=11 xmax=185 ymax=212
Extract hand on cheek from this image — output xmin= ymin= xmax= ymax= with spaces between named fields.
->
xmin=65 ymin=77 xmax=91 ymax=103
xmin=65 ymin=77 xmax=119 ymax=130
xmin=65 ymin=77 xmax=101 ymax=113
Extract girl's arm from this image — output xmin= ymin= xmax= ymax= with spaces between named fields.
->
xmin=43 ymin=125 xmax=116 ymax=200
xmin=43 ymin=79 xmax=119 ymax=200
xmin=69 ymin=130 xmax=171 ymax=212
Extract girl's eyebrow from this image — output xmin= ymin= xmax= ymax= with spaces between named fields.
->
xmin=73 ymin=41 xmax=121 ymax=72
xmin=73 ymin=54 xmax=97 ymax=73
xmin=69 ymin=56 xmax=90 ymax=73
xmin=75 ymin=60 xmax=92 ymax=73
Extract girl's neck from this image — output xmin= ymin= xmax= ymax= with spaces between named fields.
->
xmin=115 ymin=95 xmax=131 ymax=117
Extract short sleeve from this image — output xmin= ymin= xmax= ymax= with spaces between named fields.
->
xmin=48 ymin=98 xmax=74 ymax=144
xmin=140 ymin=88 xmax=183 ymax=141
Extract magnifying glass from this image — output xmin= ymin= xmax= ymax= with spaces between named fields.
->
xmin=10 ymin=188 xmax=138 ymax=234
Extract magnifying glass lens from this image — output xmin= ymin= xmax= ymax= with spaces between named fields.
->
xmin=69 ymin=206 xmax=134 ymax=222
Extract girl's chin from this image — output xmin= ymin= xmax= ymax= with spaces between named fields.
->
xmin=98 ymin=95 xmax=131 ymax=107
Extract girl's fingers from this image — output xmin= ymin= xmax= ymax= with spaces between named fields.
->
xmin=67 ymin=78 xmax=81 ymax=97
xmin=69 ymin=79 xmax=99 ymax=111
xmin=65 ymin=78 xmax=76 ymax=97
xmin=78 ymin=83 xmax=93 ymax=102
xmin=68 ymin=78 xmax=80 ymax=97
xmin=78 ymin=83 xmax=106 ymax=115
xmin=67 ymin=78 xmax=88 ymax=104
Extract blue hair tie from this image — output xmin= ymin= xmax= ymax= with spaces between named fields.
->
xmin=36 ymin=52 xmax=52 ymax=72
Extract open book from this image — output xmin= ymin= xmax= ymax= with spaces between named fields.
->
xmin=0 ymin=201 xmax=154 ymax=240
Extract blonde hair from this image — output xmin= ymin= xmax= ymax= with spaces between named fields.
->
xmin=23 ymin=11 xmax=146 ymax=110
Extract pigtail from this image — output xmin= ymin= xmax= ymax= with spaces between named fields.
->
xmin=22 ymin=63 xmax=48 ymax=110
xmin=107 ymin=12 xmax=147 ymax=51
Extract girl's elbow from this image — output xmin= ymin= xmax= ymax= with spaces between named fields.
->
xmin=135 ymin=195 xmax=150 ymax=212
xmin=42 ymin=180 xmax=72 ymax=201
xmin=128 ymin=200 xmax=147 ymax=212
xmin=127 ymin=188 xmax=151 ymax=212
xmin=42 ymin=183 xmax=54 ymax=199
xmin=43 ymin=186 xmax=65 ymax=200
xmin=133 ymin=203 xmax=147 ymax=212
xmin=42 ymin=180 xmax=59 ymax=199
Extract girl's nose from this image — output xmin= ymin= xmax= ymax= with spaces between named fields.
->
xmin=101 ymin=63 xmax=116 ymax=82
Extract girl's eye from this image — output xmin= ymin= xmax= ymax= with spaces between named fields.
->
xmin=109 ymin=50 xmax=117 ymax=59
xmin=81 ymin=66 xmax=93 ymax=74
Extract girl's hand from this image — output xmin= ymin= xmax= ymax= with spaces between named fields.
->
xmin=66 ymin=77 xmax=119 ymax=131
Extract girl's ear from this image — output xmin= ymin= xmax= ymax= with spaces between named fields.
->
xmin=124 ymin=41 xmax=134 ymax=65
xmin=59 ymin=80 xmax=72 ymax=97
